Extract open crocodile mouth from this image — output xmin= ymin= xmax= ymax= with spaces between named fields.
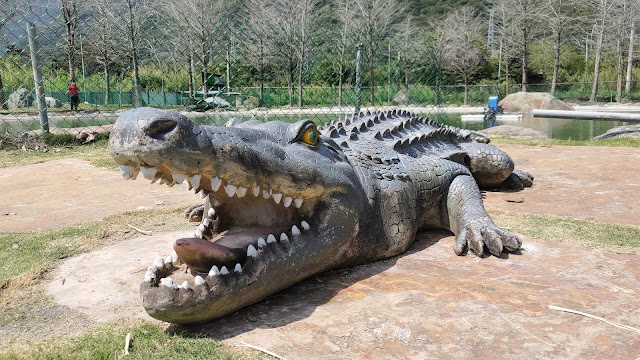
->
xmin=118 ymin=163 xmax=317 ymax=292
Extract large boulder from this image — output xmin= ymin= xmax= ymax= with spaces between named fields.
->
xmin=482 ymin=125 xmax=550 ymax=140
xmin=499 ymin=92 xmax=573 ymax=113
xmin=8 ymin=88 xmax=34 ymax=109
xmin=45 ymin=96 xmax=62 ymax=108
xmin=595 ymin=124 xmax=640 ymax=139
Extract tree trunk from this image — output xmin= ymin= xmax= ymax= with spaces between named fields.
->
xmin=126 ymin=0 xmax=142 ymax=107
xmin=188 ymin=54 xmax=194 ymax=98
xmin=590 ymin=28 xmax=604 ymax=102
xmin=259 ymin=69 xmax=264 ymax=107
xmin=369 ymin=67 xmax=375 ymax=105
xmin=0 ymin=73 xmax=5 ymax=110
xmin=288 ymin=60 xmax=294 ymax=107
xmin=505 ymin=60 xmax=510 ymax=96
xmin=625 ymin=16 xmax=635 ymax=93
xmin=463 ymin=82 xmax=469 ymax=105
xmin=617 ymin=35 xmax=624 ymax=102
xmin=521 ymin=28 xmax=528 ymax=92
xmin=104 ymin=64 xmax=109 ymax=105
xmin=551 ymin=30 xmax=561 ymax=96
xmin=338 ymin=61 xmax=343 ymax=107
xmin=590 ymin=5 xmax=607 ymax=103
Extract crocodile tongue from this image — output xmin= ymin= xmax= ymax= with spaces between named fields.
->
xmin=173 ymin=226 xmax=288 ymax=272
xmin=174 ymin=238 xmax=246 ymax=273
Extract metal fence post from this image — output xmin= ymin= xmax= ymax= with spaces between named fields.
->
xmin=27 ymin=23 xmax=49 ymax=133
xmin=355 ymin=42 xmax=363 ymax=113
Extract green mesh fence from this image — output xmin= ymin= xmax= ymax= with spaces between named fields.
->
xmin=0 ymin=3 xmax=448 ymax=136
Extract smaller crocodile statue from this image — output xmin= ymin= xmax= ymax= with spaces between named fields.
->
xmin=109 ymin=108 xmax=533 ymax=324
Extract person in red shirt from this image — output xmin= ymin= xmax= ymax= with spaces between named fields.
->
xmin=66 ymin=81 xmax=79 ymax=111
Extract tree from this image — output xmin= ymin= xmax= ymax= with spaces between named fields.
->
xmin=0 ymin=0 xmax=19 ymax=109
xmin=84 ymin=0 xmax=120 ymax=105
xmin=161 ymin=0 xmax=228 ymax=99
xmin=351 ymin=0 xmax=405 ymax=105
xmin=441 ymin=6 xmax=484 ymax=105
xmin=589 ymin=0 xmax=616 ymax=102
xmin=540 ymin=0 xmax=587 ymax=96
xmin=243 ymin=0 xmax=278 ymax=106
xmin=493 ymin=0 xmax=543 ymax=92
xmin=60 ymin=0 xmax=78 ymax=82
xmin=332 ymin=0 xmax=358 ymax=107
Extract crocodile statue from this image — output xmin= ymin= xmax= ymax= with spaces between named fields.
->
xmin=109 ymin=107 xmax=533 ymax=324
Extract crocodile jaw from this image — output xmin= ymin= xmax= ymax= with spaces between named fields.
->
xmin=140 ymin=194 xmax=359 ymax=324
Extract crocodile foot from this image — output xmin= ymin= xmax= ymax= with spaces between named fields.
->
xmin=184 ymin=203 xmax=204 ymax=223
xmin=496 ymin=169 xmax=534 ymax=190
xmin=454 ymin=218 xmax=522 ymax=257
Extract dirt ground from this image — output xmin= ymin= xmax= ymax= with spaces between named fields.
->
xmin=3 ymin=144 xmax=640 ymax=359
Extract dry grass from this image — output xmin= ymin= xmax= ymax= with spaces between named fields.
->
xmin=490 ymin=209 xmax=640 ymax=254
xmin=0 ymin=206 xmax=191 ymax=312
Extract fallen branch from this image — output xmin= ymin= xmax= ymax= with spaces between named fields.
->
xmin=549 ymin=305 xmax=640 ymax=334
xmin=127 ymin=224 xmax=152 ymax=235
xmin=123 ymin=332 xmax=131 ymax=355
xmin=237 ymin=341 xmax=287 ymax=360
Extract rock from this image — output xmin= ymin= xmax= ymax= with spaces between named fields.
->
xmin=204 ymin=96 xmax=230 ymax=107
xmin=393 ymin=88 xmax=415 ymax=105
xmin=45 ymin=96 xmax=62 ymax=108
xmin=482 ymin=125 xmax=550 ymax=140
xmin=243 ymin=96 xmax=260 ymax=109
xmin=595 ymin=124 xmax=640 ymax=139
xmin=499 ymin=92 xmax=574 ymax=113
xmin=8 ymin=88 xmax=34 ymax=109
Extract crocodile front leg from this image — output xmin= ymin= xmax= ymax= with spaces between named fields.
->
xmin=446 ymin=175 xmax=522 ymax=256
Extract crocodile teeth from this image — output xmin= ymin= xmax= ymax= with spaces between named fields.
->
xmin=236 ymin=187 xmax=247 ymax=198
xmin=225 ymin=184 xmax=237 ymax=197
xmin=208 ymin=265 xmax=220 ymax=277
xmin=234 ymin=263 xmax=243 ymax=273
xmin=262 ymin=189 xmax=272 ymax=199
xmin=152 ymin=257 xmax=164 ymax=270
xmin=207 ymin=208 xmax=216 ymax=218
xmin=194 ymin=276 xmax=206 ymax=287
xmin=119 ymin=165 xmax=134 ymax=179
xmin=291 ymin=225 xmax=300 ymax=235
xmin=172 ymin=174 xmax=185 ymax=184
xmin=211 ymin=177 xmax=222 ymax=191
xmin=220 ymin=266 xmax=230 ymax=275
xmin=181 ymin=280 xmax=191 ymax=289
xmin=301 ymin=220 xmax=310 ymax=230
xmin=144 ymin=270 xmax=156 ymax=283
xmin=247 ymin=244 xmax=258 ymax=257
xmin=272 ymin=193 xmax=282 ymax=204
xmin=189 ymin=175 xmax=201 ymax=189
xmin=257 ymin=237 xmax=267 ymax=248
xmin=294 ymin=199 xmax=303 ymax=208
xmin=280 ymin=233 xmax=289 ymax=241
xmin=267 ymin=234 xmax=276 ymax=243
xmin=170 ymin=250 xmax=179 ymax=263
xmin=283 ymin=196 xmax=293 ymax=207
xmin=164 ymin=255 xmax=173 ymax=270
xmin=141 ymin=166 xmax=157 ymax=180
xmin=252 ymin=185 xmax=260 ymax=196
xmin=195 ymin=228 xmax=203 ymax=239
xmin=160 ymin=277 xmax=178 ymax=289
xmin=203 ymin=218 xmax=212 ymax=227
xmin=199 ymin=190 xmax=207 ymax=198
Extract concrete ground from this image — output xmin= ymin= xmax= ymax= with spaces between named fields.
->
xmin=2 ymin=144 xmax=639 ymax=359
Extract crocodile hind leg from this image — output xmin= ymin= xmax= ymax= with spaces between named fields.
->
xmin=446 ymin=175 xmax=522 ymax=256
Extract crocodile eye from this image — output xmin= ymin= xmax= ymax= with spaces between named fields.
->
xmin=300 ymin=125 xmax=319 ymax=146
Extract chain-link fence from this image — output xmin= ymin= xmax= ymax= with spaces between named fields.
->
xmin=0 ymin=3 xmax=449 ymax=137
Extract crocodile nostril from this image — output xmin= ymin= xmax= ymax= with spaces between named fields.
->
xmin=145 ymin=119 xmax=177 ymax=139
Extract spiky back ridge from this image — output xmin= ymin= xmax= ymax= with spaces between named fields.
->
xmin=319 ymin=109 xmax=473 ymax=160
